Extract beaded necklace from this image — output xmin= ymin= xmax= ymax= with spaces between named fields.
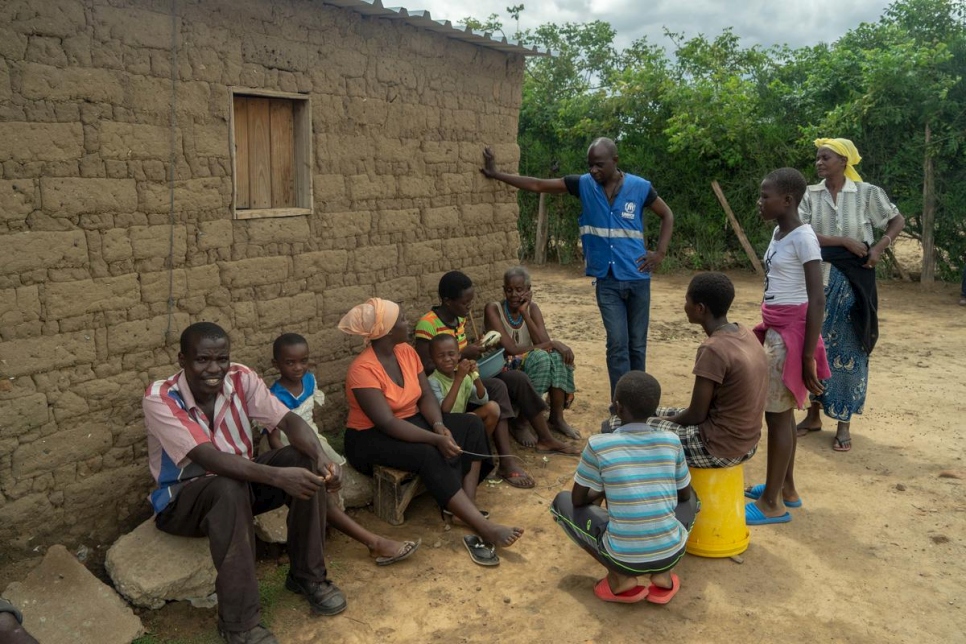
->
xmin=502 ymin=300 xmax=524 ymax=327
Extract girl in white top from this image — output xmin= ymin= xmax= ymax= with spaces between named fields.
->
xmin=744 ymin=168 xmax=829 ymax=527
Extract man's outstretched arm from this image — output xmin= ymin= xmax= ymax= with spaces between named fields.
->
xmin=480 ymin=146 xmax=569 ymax=194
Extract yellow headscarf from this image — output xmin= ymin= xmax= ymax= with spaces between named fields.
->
xmin=338 ymin=298 xmax=400 ymax=342
xmin=814 ymin=138 xmax=863 ymax=183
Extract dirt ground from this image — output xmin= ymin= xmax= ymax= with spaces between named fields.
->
xmin=140 ymin=264 xmax=966 ymax=644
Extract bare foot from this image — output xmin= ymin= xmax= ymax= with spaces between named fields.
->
xmin=649 ymin=571 xmax=674 ymax=590
xmin=606 ymin=571 xmax=640 ymax=595
xmin=549 ymin=417 xmax=582 ymax=440
xmin=535 ymin=439 xmax=581 ymax=455
xmin=795 ymin=420 xmax=822 ymax=438
xmin=368 ymin=536 xmax=411 ymax=560
xmin=498 ymin=457 xmax=535 ymax=489
xmin=509 ymin=420 xmax=538 ymax=448
xmin=481 ymin=523 xmax=524 ymax=548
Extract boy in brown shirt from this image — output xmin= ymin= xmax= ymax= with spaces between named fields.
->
xmin=647 ymin=272 xmax=768 ymax=467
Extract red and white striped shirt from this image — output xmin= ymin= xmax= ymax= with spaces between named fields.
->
xmin=143 ymin=363 xmax=289 ymax=513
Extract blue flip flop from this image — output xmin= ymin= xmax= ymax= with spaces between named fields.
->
xmin=745 ymin=502 xmax=791 ymax=526
xmin=743 ymin=484 xmax=803 ymax=508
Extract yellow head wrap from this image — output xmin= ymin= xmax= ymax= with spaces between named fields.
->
xmin=814 ymin=138 xmax=863 ymax=183
xmin=338 ymin=298 xmax=400 ymax=342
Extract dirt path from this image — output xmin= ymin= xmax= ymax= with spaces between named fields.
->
xmin=147 ymin=266 xmax=966 ymax=643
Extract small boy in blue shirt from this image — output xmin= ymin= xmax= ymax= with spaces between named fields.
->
xmin=551 ymin=371 xmax=697 ymax=604
xmin=267 ymin=333 xmax=420 ymax=566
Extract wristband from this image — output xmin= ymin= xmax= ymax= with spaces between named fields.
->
xmin=433 ymin=421 xmax=446 ymax=429
xmin=881 ymin=234 xmax=892 ymax=248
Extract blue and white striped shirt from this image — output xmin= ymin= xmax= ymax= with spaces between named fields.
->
xmin=574 ymin=422 xmax=690 ymax=563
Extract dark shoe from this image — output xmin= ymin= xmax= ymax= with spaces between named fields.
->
xmin=219 ymin=624 xmax=279 ymax=644
xmin=285 ymin=574 xmax=347 ymax=616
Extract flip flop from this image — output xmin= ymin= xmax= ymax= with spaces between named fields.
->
xmin=796 ymin=426 xmax=821 ymax=438
xmin=593 ymin=578 xmax=648 ymax=604
xmin=645 ymin=573 xmax=680 ymax=605
xmin=745 ymin=502 xmax=791 ymax=526
xmin=463 ymin=535 xmax=499 ymax=567
xmin=502 ymin=471 xmax=536 ymax=489
xmin=743 ymin=484 xmax=802 ymax=508
xmin=833 ymin=437 xmax=852 ymax=452
xmin=375 ymin=539 xmax=421 ymax=567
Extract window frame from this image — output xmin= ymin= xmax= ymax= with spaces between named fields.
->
xmin=229 ymin=87 xmax=313 ymax=220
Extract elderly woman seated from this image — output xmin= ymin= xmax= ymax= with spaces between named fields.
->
xmin=484 ymin=266 xmax=581 ymax=440
xmin=339 ymin=298 xmax=524 ymax=563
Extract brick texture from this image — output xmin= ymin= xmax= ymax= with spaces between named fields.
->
xmin=0 ymin=0 xmax=524 ymax=567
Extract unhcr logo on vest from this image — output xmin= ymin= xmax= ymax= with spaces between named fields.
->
xmin=622 ymin=201 xmax=636 ymax=219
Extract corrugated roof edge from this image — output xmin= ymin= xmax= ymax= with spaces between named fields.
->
xmin=322 ymin=0 xmax=556 ymax=56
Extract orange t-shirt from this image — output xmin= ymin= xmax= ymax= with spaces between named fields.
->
xmin=345 ymin=343 xmax=423 ymax=430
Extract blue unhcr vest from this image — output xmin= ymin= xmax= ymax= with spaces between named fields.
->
xmin=577 ymin=173 xmax=652 ymax=281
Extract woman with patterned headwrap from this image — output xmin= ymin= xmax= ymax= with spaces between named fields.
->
xmin=339 ymin=298 xmax=524 ymax=556
xmin=795 ymin=139 xmax=905 ymax=453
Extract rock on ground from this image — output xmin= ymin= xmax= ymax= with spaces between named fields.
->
xmin=253 ymin=465 xmax=375 ymax=544
xmin=342 ymin=464 xmax=373 ymax=509
xmin=254 ymin=506 xmax=289 ymax=544
xmin=105 ymin=518 xmax=216 ymax=609
xmin=2 ymin=545 xmax=143 ymax=644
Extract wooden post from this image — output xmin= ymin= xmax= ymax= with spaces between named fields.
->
xmin=921 ymin=122 xmax=936 ymax=284
xmin=711 ymin=181 xmax=764 ymax=275
xmin=534 ymin=192 xmax=548 ymax=264
xmin=884 ymin=247 xmax=911 ymax=282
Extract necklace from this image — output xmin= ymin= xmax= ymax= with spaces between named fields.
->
xmin=433 ymin=305 xmax=461 ymax=331
xmin=710 ymin=322 xmax=737 ymax=335
xmin=605 ymin=171 xmax=625 ymax=202
xmin=502 ymin=300 xmax=524 ymax=327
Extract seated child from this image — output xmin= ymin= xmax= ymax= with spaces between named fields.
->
xmin=427 ymin=334 xmax=534 ymax=489
xmin=268 ymin=333 xmax=421 ymax=565
xmin=551 ymin=371 xmax=697 ymax=605
xmin=651 ymin=272 xmax=768 ymax=468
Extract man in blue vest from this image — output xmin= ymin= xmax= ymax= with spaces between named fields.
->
xmin=481 ymin=139 xmax=674 ymax=399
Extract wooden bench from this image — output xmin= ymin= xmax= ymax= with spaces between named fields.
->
xmin=372 ymin=465 xmax=426 ymax=526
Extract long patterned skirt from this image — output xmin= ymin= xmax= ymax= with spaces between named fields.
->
xmin=815 ymin=266 xmax=869 ymax=421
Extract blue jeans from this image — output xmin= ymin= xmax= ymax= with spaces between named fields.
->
xmin=595 ymin=275 xmax=651 ymax=397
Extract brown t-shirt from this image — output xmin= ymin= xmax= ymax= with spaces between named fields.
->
xmin=693 ymin=325 xmax=768 ymax=459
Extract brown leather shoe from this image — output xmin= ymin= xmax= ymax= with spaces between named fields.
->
xmin=219 ymin=624 xmax=279 ymax=644
xmin=285 ymin=574 xmax=347 ymax=616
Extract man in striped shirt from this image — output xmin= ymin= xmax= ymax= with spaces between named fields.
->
xmin=551 ymin=371 xmax=696 ymax=604
xmin=143 ymin=323 xmax=346 ymax=644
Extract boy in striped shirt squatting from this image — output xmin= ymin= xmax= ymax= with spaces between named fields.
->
xmin=551 ymin=371 xmax=697 ymax=605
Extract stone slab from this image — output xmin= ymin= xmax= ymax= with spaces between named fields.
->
xmin=105 ymin=518 xmax=215 ymax=609
xmin=253 ymin=506 xmax=288 ymax=544
xmin=342 ymin=464 xmax=374 ymax=509
xmin=253 ymin=464 xmax=374 ymax=544
xmin=2 ymin=545 xmax=143 ymax=644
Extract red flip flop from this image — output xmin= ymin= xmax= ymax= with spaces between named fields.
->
xmin=646 ymin=573 xmax=680 ymax=604
xmin=593 ymin=578 xmax=649 ymax=603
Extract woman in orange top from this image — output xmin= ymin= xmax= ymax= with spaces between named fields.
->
xmin=340 ymin=299 xmax=524 ymax=554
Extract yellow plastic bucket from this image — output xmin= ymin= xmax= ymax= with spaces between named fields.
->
xmin=685 ymin=464 xmax=750 ymax=558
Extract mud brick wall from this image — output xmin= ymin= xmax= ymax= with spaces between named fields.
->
xmin=0 ymin=0 xmax=525 ymax=566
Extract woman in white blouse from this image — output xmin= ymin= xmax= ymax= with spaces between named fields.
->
xmin=795 ymin=138 xmax=905 ymax=452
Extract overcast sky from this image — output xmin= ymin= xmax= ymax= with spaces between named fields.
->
xmin=410 ymin=0 xmax=894 ymax=51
